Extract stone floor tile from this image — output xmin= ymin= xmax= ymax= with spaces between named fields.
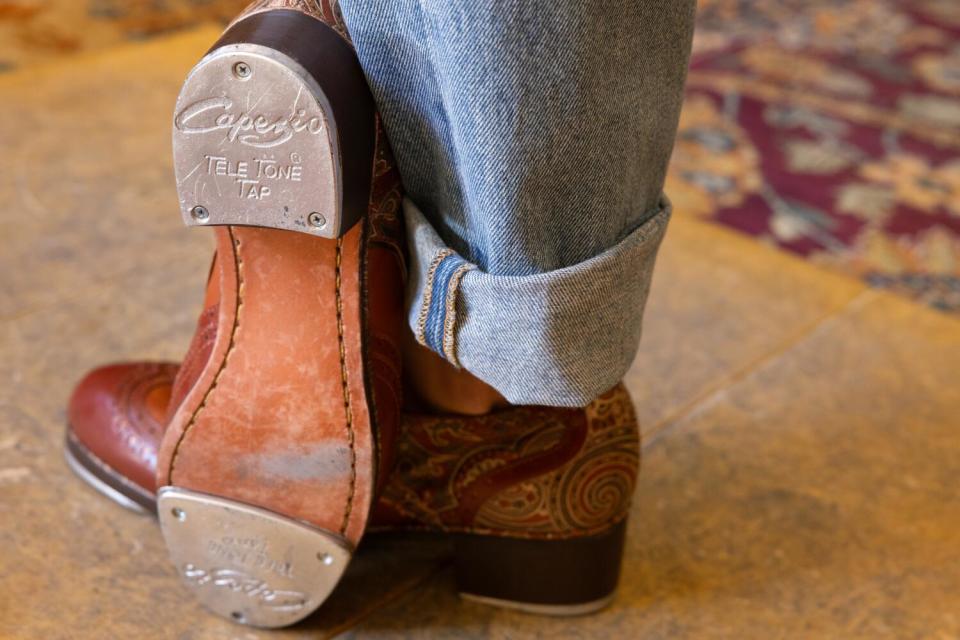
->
xmin=628 ymin=216 xmax=864 ymax=435
xmin=0 ymin=28 xmax=223 ymax=319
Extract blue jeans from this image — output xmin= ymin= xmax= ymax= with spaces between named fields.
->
xmin=339 ymin=0 xmax=696 ymax=407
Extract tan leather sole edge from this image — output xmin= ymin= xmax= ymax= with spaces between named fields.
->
xmin=64 ymin=430 xmax=155 ymax=514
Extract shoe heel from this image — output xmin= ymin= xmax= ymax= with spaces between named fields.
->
xmin=158 ymin=487 xmax=352 ymax=628
xmin=453 ymin=520 xmax=628 ymax=616
xmin=172 ymin=8 xmax=375 ymax=238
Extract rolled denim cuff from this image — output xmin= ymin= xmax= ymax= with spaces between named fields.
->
xmin=405 ymin=197 xmax=671 ymax=407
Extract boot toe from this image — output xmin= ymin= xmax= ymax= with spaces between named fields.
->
xmin=67 ymin=362 xmax=177 ymax=494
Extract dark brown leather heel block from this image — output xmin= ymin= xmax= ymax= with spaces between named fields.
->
xmin=453 ymin=521 xmax=628 ymax=615
xmin=172 ymin=9 xmax=375 ymax=238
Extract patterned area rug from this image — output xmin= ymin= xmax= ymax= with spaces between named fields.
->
xmin=1 ymin=0 xmax=959 ymax=312
xmin=677 ymin=0 xmax=960 ymax=312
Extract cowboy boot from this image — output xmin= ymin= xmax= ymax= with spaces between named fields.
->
xmin=70 ymin=0 xmax=405 ymax=627
xmin=373 ymin=387 xmax=638 ymax=614
xmin=69 ymin=358 xmax=638 ymax=617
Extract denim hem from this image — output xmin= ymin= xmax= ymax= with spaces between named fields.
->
xmin=414 ymin=248 xmax=475 ymax=366
xmin=404 ymin=196 xmax=672 ymax=407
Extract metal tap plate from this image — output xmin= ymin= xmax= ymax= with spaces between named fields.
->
xmin=158 ymin=487 xmax=352 ymax=628
xmin=172 ymin=44 xmax=342 ymax=237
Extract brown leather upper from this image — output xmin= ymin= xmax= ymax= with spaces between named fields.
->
xmin=68 ymin=362 xmax=177 ymax=492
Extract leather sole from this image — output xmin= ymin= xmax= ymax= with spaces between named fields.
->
xmin=156 ymin=225 xmax=376 ymax=628
xmin=159 ymin=9 xmax=380 ymax=628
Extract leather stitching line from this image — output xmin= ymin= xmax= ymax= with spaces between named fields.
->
xmin=167 ymin=229 xmax=244 ymax=482
xmin=335 ymin=237 xmax=358 ymax=536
